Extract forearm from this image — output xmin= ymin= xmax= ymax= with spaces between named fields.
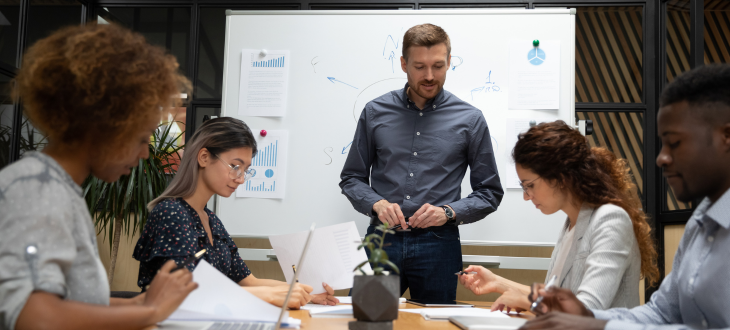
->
xmin=241 ymin=277 xmax=286 ymax=287
xmin=17 ymin=292 xmax=158 ymax=330
xmin=496 ymin=276 xmax=531 ymax=295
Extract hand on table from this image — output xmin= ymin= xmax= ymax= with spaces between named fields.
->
xmin=246 ymin=283 xmax=313 ymax=309
xmin=310 ymin=282 xmax=340 ymax=306
xmin=490 ymin=288 xmax=530 ymax=314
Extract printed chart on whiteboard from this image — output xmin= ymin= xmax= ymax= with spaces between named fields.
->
xmin=236 ymin=130 xmax=289 ymax=199
xmin=238 ymin=49 xmax=291 ymax=117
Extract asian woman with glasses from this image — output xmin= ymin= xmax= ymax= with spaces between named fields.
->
xmin=133 ymin=117 xmax=339 ymax=309
xmin=458 ymin=121 xmax=659 ymax=314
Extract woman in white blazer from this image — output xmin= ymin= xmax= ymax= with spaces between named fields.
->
xmin=459 ymin=121 xmax=659 ymax=313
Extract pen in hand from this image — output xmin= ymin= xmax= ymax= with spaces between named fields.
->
xmin=455 ymin=271 xmax=478 ymax=275
xmin=530 ymin=274 xmax=558 ymax=313
xmin=292 ymin=265 xmax=299 ymax=283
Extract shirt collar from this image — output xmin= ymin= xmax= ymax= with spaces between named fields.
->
xmin=399 ymin=82 xmax=446 ymax=111
xmin=699 ymin=187 xmax=730 ymax=229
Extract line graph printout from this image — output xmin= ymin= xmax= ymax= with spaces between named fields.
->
xmin=508 ymin=40 xmax=560 ymax=110
xmin=238 ymin=49 xmax=291 ymax=117
xmin=236 ymin=130 xmax=289 ymax=199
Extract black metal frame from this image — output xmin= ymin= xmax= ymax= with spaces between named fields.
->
xmin=5 ymin=0 xmax=710 ymax=302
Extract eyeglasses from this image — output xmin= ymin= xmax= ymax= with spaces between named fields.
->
xmin=519 ymin=177 xmax=541 ymax=197
xmin=216 ymin=156 xmax=255 ymax=182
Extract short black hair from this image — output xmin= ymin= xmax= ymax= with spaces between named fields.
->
xmin=660 ymin=64 xmax=730 ymax=108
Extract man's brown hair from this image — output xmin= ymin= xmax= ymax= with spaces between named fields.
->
xmin=402 ymin=23 xmax=451 ymax=61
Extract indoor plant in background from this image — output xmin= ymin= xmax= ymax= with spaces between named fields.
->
xmin=351 ymin=223 xmax=400 ymax=330
xmin=82 ymin=121 xmax=183 ymax=285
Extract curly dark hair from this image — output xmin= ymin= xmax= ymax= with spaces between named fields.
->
xmin=14 ymin=23 xmax=190 ymax=159
xmin=512 ymin=120 xmax=659 ymax=286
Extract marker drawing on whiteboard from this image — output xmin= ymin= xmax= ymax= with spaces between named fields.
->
xmin=382 ymin=35 xmax=400 ymax=73
xmin=327 ymin=77 xmax=358 ymax=89
xmin=342 ymin=142 xmax=352 ymax=154
xmin=311 ymin=56 xmax=319 ymax=73
xmin=324 ymin=147 xmax=333 ymax=165
xmin=450 ymin=56 xmax=463 ymax=71
xmin=470 ymin=70 xmax=502 ymax=101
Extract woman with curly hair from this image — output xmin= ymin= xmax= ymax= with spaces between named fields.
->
xmin=0 ymin=24 xmax=197 ymax=329
xmin=459 ymin=120 xmax=658 ymax=313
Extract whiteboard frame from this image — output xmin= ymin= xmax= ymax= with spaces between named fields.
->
xmin=218 ymin=9 xmax=576 ymax=247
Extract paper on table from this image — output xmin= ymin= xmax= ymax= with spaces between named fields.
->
xmin=399 ymin=308 xmax=510 ymax=320
xmin=508 ymin=40 xmax=561 ymax=110
xmin=303 ymin=305 xmax=353 ymax=318
xmin=269 ymin=222 xmax=371 ymax=294
xmin=238 ymin=49 xmax=290 ymax=117
xmin=167 ymin=260 xmax=299 ymax=327
xmin=235 ymin=129 xmax=288 ymax=199
xmin=335 ymin=297 xmax=406 ymax=304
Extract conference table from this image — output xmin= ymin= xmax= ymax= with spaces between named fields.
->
xmin=285 ymin=301 xmax=533 ymax=330
xmin=154 ymin=301 xmax=533 ymax=330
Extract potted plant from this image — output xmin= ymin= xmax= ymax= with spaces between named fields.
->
xmin=351 ymin=223 xmax=400 ymax=330
xmin=82 ymin=121 xmax=183 ymax=285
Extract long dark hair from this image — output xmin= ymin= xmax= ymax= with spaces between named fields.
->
xmin=512 ymin=120 xmax=659 ymax=286
xmin=148 ymin=117 xmax=257 ymax=210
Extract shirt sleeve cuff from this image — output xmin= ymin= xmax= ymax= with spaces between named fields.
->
xmin=446 ymin=201 xmax=470 ymax=225
xmin=361 ymin=195 xmax=385 ymax=217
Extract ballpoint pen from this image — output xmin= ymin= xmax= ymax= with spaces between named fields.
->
xmin=173 ymin=249 xmax=207 ymax=272
xmin=292 ymin=265 xmax=299 ymax=283
xmin=530 ymin=274 xmax=558 ymax=312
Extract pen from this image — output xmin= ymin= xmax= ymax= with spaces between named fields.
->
xmin=391 ymin=217 xmax=410 ymax=230
xmin=173 ymin=249 xmax=207 ymax=272
xmin=292 ymin=265 xmax=299 ymax=283
xmin=454 ymin=271 xmax=478 ymax=275
xmin=530 ymin=274 xmax=558 ymax=312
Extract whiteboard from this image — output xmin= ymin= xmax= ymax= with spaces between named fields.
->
xmin=218 ymin=9 xmax=575 ymax=245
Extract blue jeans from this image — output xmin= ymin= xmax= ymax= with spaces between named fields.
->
xmin=365 ymin=224 xmax=462 ymax=303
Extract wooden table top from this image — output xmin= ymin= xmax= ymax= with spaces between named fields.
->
xmin=289 ymin=301 xmax=533 ymax=330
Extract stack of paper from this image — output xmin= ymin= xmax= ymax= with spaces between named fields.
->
xmin=302 ymin=305 xmax=354 ymax=318
xmin=269 ymin=222 xmax=371 ymax=294
xmin=400 ymin=308 xmax=511 ymax=321
xmin=335 ymin=297 xmax=406 ymax=304
xmin=166 ymin=260 xmax=300 ymax=327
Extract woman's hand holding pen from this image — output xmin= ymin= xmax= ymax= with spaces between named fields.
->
xmin=143 ymin=260 xmax=198 ymax=323
xmin=528 ymin=284 xmax=592 ymax=316
xmin=245 ymin=283 xmax=313 ymax=309
xmin=458 ymin=265 xmax=507 ymax=296
xmin=310 ymin=282 xmax=340 ymax=306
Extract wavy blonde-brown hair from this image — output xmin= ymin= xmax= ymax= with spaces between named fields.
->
xmin=512 ymin=120 xmax=659 ymax=287
xmin=14 ymin=23 xmax=190 ymax=160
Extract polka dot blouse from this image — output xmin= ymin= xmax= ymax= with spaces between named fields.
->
xmin=133 ymin=198 xmax=251 ymax=291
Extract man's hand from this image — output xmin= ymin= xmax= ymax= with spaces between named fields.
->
xmin=409 ymin=203 xmax=448 ymax=228
xmin=529 ymin=285 xmax=593 ymax=316
xmin=372 ymin=200 xmax=408 ymax=229
xmin=310 ymin=282 xmax=340 ymax=306
xmin=519 ymin=312 xmax=607 ymax=330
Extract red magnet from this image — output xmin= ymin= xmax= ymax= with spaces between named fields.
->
xmin=260 ymin=130 xmax=267 ymax=137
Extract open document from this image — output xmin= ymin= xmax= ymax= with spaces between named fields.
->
xmin=269 ymin=222 xmax=371 ymax=294
xmin=238 ymin=49 xmax=290 ymax=117
xmin=166 ymin=260 xmax=300 ymax=327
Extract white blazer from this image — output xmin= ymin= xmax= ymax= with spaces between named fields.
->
xmin=545 ymin=203 xmax=642 ymax=310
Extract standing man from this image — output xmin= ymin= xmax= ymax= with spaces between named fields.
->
xmin=520 ymin=64 xmax=730 ymax=330
xmin=340 ymin=24 xmax=503 ymax=303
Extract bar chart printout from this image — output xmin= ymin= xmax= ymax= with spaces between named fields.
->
xmin=238 ymin=49 xmax=291 ymax=117
xmin=236 ymin=130 xmax=289 ymax=199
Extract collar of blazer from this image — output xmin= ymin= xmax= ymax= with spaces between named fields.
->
xmin=554 ymin=203 xmax=596 ymax=288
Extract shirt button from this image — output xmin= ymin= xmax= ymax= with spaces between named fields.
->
xmin=708 ymin=236 xmax=714 ymax=242
xmin=407 ymin=105 xmax=409 ymax=108
xmin=413 ymin=152 xmax=418 ymax=156
xmin=406 ymin=195 xmax=411 ymax=199
xmin=417 ymin=132 xmax=420 ymax=135
xmin=702 ymin=319 xmax=708 ymax=327
xmin=410 ymin=173 xmax=413 ymax=177
xmin=433 ymin=105 xmax=436 ymax=109
xmin=689 ymin=278 xmax=694 ymax=286
xmin=419 ymin=112 xmax=423 ymax=116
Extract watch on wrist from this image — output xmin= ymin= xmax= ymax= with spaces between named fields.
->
xmin=442 ymin=206 xmax=455 ymax=224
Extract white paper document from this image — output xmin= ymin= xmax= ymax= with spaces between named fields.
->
xmin=400 ymin=308 xmax=510 ymax=320
xmin=335 ymin=296 xmax=406 ymax=304
xmin=303 ymin=305 xmax=353 ymax=318
xmin=238 ymin=49 xmax=290 ymax=117
xmin=269 ymin=222 xmax=371 ymax=294
xmin=166 ymin=260 xmax=300 ymax=327
xmin=236 ymin=130 xmax=288 ymax=199
xmin=508 ymin=40 xmax=561 ymax=110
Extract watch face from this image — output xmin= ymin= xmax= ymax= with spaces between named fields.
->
xmin=444 ymin=206 xmax=453 ymax=219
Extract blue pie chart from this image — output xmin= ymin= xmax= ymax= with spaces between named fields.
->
xmin=527 ymin=48 xmax=546 ymax=66
xmin=265 ymin=169 xmax=274 ymax=178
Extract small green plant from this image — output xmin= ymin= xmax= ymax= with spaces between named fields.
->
xmin=354 ymin=222 xmax=400 ymax=275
